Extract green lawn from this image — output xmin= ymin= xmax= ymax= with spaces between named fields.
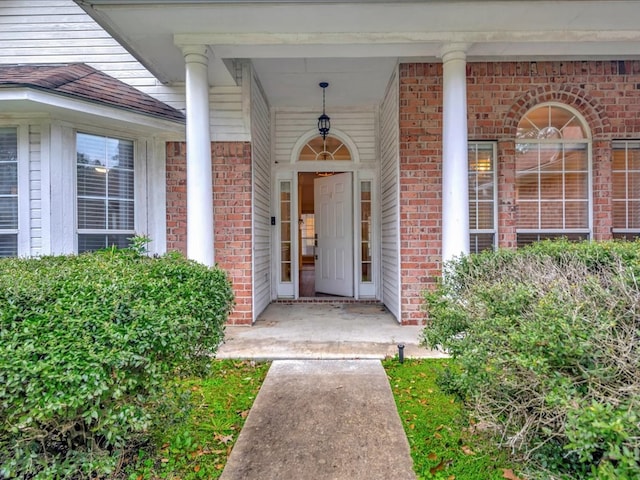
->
xmin=128 ymin=360 xmax=270 ymax=480
xmin=128 ymin=359 xmax=521 ymax=480
xmin=383 ymin=358 xmax=522 ymax=480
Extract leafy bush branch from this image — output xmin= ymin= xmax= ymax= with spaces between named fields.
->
xmin=422 ymin=240 xmax=640 ymax=479
xmin=0 ymin=249 xmax=234 ymax=479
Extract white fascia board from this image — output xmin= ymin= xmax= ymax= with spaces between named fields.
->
xmin=176 ymin=29 xmax=640 ymax=47
xmin=0 ymin=88 xmax=184 ymax=134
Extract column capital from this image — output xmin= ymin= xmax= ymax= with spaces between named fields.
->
xmin=180 ymin=44 xmax=209 ymax=65
xmin=439 ymin=43 xmax=470 ymax=63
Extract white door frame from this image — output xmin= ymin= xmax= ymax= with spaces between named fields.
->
xmin=271 ymin=128 xmax=379 ymax=300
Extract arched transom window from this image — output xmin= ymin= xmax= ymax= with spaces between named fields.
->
xmin=515 ymin=104 xmax=591 ymax=247
xmin=299 ymin=135 xmax=351 ymax=161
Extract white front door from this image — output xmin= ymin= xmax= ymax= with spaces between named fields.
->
xmin=314 ymin=172 xmax=353 ymax=296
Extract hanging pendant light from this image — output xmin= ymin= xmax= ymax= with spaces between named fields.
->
xmin=317 ymin=82 xmax=330 ymax=140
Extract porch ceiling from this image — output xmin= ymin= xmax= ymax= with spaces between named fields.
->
xmin=76 ymin=0 xmax=640 ymax=108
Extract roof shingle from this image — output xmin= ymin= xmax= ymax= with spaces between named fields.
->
xmin=0 ymin=64 xmax=185 ymax=123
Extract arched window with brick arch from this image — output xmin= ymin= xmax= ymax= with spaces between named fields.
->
xmin=515 ymin=103 xmax=592 ymax=247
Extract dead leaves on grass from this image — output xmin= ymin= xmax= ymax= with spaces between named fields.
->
xmin=502 ymin=468 xmax=523 ymax=480
xmin=425 ymin=443 xmax=472 ymax=478
xmin=429 ymin=457 xmax=454 ymax=476
xmin=427 ymin=449 xmax=519 ymax=480
xmin=460 ymin=445 xmax=475 ymax=456
xmin=213 ymin=433 xmax=234 ymax=445
xmin=190 ymin=446 xmax=226 ymax=458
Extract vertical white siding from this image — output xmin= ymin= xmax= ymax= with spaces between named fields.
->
xmin=146 ymin=137 xmax=167 ymax=255
xmin=16 ymin=122 xmax=30 ymax=257
xmin=38 ymin=121 xmax=52 ymax=255
xmin=250 ymin=67 xmax=272 ymax=320
xmin=380 ymin=67 xmax=401 ymax=321
xmin=28 ymin=125 xmax=42 ymax=256
xmin=48 ymin=123 xmax=76 ymax=255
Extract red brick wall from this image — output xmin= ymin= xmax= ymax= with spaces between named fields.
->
xmin=166 ymin=142 xmax=188 ymax=254
xmin=212 ymin=142 xmax=253 ymax=325
xmin=166 ymin=141 xmax=253 ymax=325
xmin=399 ymin=60 xmax=640 ymax=324
xmin=399 ymin=63 xmax=444 ymax=325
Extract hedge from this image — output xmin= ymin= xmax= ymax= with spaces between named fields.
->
xmin=0 ymin=249 xmax=234 ymax=479
xmin=422 ymin=240 xmax=640 ymax=479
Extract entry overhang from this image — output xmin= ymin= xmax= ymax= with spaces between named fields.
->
xmin=76 ymin=0 xmax=640 ymax=108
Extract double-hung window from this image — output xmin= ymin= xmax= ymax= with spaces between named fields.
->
xmin=76 ymin=132 xmax=135 ymax=252
xmin=468 ymin=141 xmax=497 ymax=252
xmin=515 ymin=104 xmax=591 ymax=247
xmin=0 ymin=127 xmax=18 ymax=257
xmin=612 ymin=141 xmax=640 ymax=239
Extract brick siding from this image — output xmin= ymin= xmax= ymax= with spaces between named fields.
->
xmin=399 ymin=63 xmax=444 ymax=325
xmin=399 ymin=60 xmax=640 ymax=324
xmin=166 ymin=141 xmax=254 ymax=325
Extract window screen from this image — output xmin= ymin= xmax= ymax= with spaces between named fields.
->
xmin=612 ymin=141 xmax=640 ymax=240
xmin=0 ymin=127 xmax=18 ymax=257
xmin=77 ymin=132 xmax=134 ymax=252
xmin=468 ymin=142 xmax=497 ymax=252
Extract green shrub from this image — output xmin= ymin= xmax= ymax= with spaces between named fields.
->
xmin=422 ymin=240 xmax=640 ymax=479
xmin=0 ymin=249 xmax=234 ymax=479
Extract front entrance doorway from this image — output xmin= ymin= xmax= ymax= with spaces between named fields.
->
xmin=275 ymin=130 xmax=376 ymax=301
xmin=299 ymin=172 xmax=354 ymax=297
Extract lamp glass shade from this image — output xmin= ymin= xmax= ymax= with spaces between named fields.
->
xmin=318 ymin=113 xmax=330 ymax=139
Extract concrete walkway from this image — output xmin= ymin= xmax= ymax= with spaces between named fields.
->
xmin=220 ymin=360 xmax=416 ymax=480
xmin=217 ymin=303 xmax=447 ymax=360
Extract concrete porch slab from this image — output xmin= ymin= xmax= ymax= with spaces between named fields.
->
xmin=219 ymin=360 xmax=416 ymax=480
xmin=216 ymin=303 xmax=447 ymax=360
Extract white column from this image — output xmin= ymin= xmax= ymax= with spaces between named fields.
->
xmin=441 ymin=43 xmax=470 ymax=263
xmin=183 ymin=45 xmax=214 ymax=266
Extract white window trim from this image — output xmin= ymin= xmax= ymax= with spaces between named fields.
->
xmin=357 ymin=173 xmax=377 ymax=298
xmin=0 ymin=123 xmax=30 ymax=257
xmin=74 ymin=129 xmax=149 ymax=253
xmin=289 ymin=128 xmax=361 ymax=165
xmin=468 ymin=141 xmax=498 ymax=252
xmin=274 ymin=174 xmax=295 ymax=299
xmin=612 ymin=140 xmax=640 ymax=236
xmin=515 ymin=103 xmax=593 ymax=242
